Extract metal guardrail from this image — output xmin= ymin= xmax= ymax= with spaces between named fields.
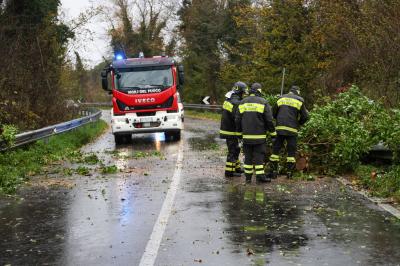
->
xmin=80 ymin=102 xmax=112 ymax=107
xmin=183 ymin=103 xmax=222 ymax=111
xmin=0 ymin=110 xmax=102 ymax=151
xmin=80 ymin=102 xmax=222 ymax=111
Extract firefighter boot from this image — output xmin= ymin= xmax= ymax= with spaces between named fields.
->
xmin=267 ymin=161 xmax=278 ymax=179
xmin=286 ymin=162 xmax=295 ymax=179
xmin=256 ymin=174 xmax=271 ymax=183
xmin=235 ymin=160 xmax=244 ymax=174
xmin=225 ymin=171 xmax=242 ymax=178
xmin=225 ymin=162 xmax=239 ymax=178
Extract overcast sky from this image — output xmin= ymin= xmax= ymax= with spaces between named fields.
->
xmin=60 ymin=0 xmax=110 ymax=67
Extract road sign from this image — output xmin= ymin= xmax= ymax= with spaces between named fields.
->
xmin=202 ymin=96 xmax=210 ymax=105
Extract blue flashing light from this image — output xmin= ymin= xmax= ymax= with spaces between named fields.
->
xmin=115 ymin=54 xmax=124 ymax=60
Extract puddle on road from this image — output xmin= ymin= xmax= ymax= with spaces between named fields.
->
xmin=224 ymin=185 xmax=307 ymax=256
xmin=222 ymin=182 xmax=400 ymax=265
xmin=188 ymin=134 xmax=220 ymax=151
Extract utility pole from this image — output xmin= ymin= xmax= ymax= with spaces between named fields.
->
xmin=280 ymin=67 xmax=286 ymax=96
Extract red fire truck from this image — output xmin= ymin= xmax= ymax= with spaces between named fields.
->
xmin=101 ymin=54 xmax=184 ymax=144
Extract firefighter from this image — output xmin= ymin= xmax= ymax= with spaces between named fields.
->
xmin=220 ymin=81 xmax=248 ymax=177
xmin=236 ymin=83 xmax=275 ymax=183
xmin=268 ymin=86 xmax=309 ymax=179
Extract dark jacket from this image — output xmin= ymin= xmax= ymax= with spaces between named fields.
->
xmin=235 ymin=94 xmax=275 ymax=145
xmin=273 ymin=92 xmax=309 ymax=136
xmin=220 ymin=94 xmax=242 ymax=139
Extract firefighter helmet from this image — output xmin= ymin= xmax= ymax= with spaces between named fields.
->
xmin=290 ymin=86 xmax=301 ymax=95
xmin=249 ymin=83 xmax=262 ymax=95
xmin=232 ymin=81 xmax=248 ymax=96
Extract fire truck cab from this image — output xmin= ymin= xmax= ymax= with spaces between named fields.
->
xmin=101 ymin=55 xmax=184 ymax=144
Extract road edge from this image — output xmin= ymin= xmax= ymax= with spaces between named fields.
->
xmin=336 ymin=177 xmax=400 ymax=219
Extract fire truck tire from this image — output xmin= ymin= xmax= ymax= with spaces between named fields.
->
xmin=174 ymin=130 xmax=181 ymax=140
xmin=165 ymin=130 xmax=181 ymax=141
xmin=114 ymin=134 xmax=128 ymax=145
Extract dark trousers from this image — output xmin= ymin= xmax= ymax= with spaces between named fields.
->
xmin=243 ymin=143 xmax=266 ymax=176
xmin=269 ymin=135 xmax=297 ymax=171
xmin=225 ymin=138 xmax=241 ymax=173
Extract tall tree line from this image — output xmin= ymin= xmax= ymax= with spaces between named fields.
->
xmin=0 ymin=0 xmax=74 ymax=129
xmin=178 ymin=0 xmax=400 ymax=106
xmin=107 ymin=0 xmax=177 ymax=58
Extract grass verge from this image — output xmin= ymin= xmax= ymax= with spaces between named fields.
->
xmin=185 ymin=110 xmax=221 ymax=121
xmin=355 ymin=164 xmax=400 ymax=202
xmin=0 ymin=120 xmax=108 ymax=194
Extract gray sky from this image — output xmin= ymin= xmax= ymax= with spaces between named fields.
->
xmin=60 ymin=0 xmax=180 ymax=67
xmin=61 ymin=0 xmax=110 ymax=67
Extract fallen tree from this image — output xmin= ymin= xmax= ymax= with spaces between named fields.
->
xmin=299 ymin=85 xmax=400 ymax=173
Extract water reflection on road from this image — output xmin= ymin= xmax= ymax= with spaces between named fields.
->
xmin=222 ymin=181 xmax=400 ymax=265
xmin=1 ymin=115 xmax=400 ymax=266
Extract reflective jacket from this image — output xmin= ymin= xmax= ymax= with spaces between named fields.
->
xmin=273 ymin=92 xmax=309 ymax=136
xmin=235 ymin=94 xmax=275 ymax=145
xmin=220 ymin=94 xmax=242 ymax=139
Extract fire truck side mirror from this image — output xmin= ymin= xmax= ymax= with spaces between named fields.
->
xmin=178 ymin=65 xmax=185 ymax=87
xmin=101 ymin=70 xmax=111 ymax=92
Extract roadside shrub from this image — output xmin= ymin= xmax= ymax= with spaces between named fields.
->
xmin=0 ymin=124 xmax=18 ymax=146
xmin=299 ymin=86 xmax=400 ymax=173
xmin=264 ymin=94 xmax=279 ymax=107
xmin=356 ymin=165 xmax=400 ymax=201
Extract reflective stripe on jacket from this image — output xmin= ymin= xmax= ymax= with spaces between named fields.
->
xmin=273 ymin=93 xmax=309 ymax=136
xmin=220 ymin=94 xmax=242 ymax=139
xmin=236 ymin=94 xmax=275 ymax=145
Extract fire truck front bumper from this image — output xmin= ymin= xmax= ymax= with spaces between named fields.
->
xmin=111 ymin=111 xmax=184 ymax=135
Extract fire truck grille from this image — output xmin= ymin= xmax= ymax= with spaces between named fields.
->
xmin=116 ymin=96 xmax=174 ymax=111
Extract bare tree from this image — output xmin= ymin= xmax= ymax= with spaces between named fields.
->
xmin=105 ymin=0 xmax=178 ymax=57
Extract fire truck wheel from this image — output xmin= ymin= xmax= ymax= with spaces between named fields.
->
xmin=165 ymin=131 xmax=181 ymax=141
xmin=114 ymin=134 xmax=129 ymax=145
xmin=173 ymin=131 xmax=181 ymax=140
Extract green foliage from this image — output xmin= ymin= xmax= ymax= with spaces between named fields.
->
xmin=185 ymin=110 xmax=221 ymax=121
xmin=83 ymin=154 xmax=100 ymax=165
xmin=179 ymin=0 xmax=400 ymax=107
xmin=0 ymin=0 xmax=74 ymax=129
xmin=111 ymin=150 xmax=163 ymax=160
xmin=76 ymin=166 xmax=90 ymax=176
xmin=131 ymin=151 xmax=162 ymax=160
xmin=0 ymin=124 xmax=18 ymax=146
xmin=178 ymin=0 xmax=230 ymax=103
xmin=221 ymin=1 xmax=317 ymax=101
xmin=299 ymin=86 xmax=400 ymax=172
xmin=309 ymin=0 xmax=400 ymax=105
xmin=100 ymin=165 xmax=118 ymax=174
xmin=0 ymin=120 xmax=107 ymax=194
xmin=356 ymin=165 xmax=400 ymax=202
xmin=264 ymin=94 xmax=279 ymax=108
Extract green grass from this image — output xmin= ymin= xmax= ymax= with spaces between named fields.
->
xmin=355 ymin=164 xmax=400 ymax=202
xmin=0 ymin=120 xmax=108 ymax=194
xmin=185 ymin=110 xmax=221 ymax=121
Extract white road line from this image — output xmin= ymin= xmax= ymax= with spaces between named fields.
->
xmin=139 ymin=141 xmax=184 ymax=266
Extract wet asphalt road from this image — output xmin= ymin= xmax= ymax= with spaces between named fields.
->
xmin=1 ymin=111 xmax=400 ymax=266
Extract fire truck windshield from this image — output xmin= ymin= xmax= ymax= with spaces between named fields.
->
xmin=115 ymin=66 xmax=173 ymax=91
